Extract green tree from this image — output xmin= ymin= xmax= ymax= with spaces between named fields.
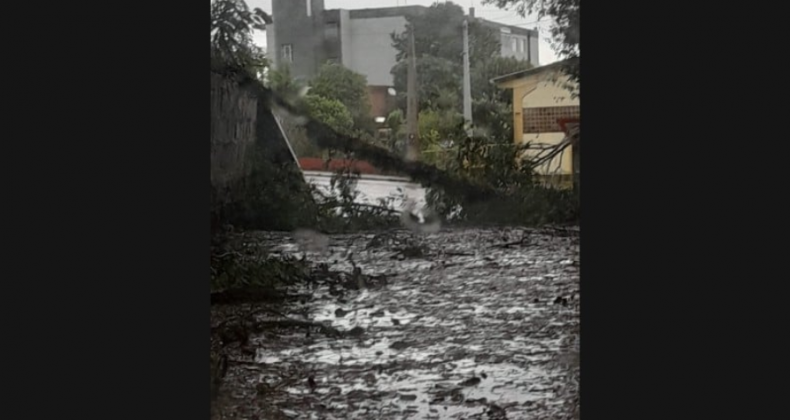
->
xmin=210 ymin=0 xmax=269 ymax=74
xmin=472 ymin=56 xmax=533 ymax=103
xmin=472 ymin=97 xmax=513 ymax=144
xmin=392 ymin=54 xmax=529 ymax=110
xmin=303 ymin=94 xmax=354 ymax=134
xmin=286 ymin=94 xmax=354 ymax=158
xmin=418 ymin=109 xmax=465 ymax=169
xmin=388 ymin=2 xmax=532 ymax=144
xmin=482 ymin=0 xmax=579 ymax=86
xmin=391 ymin=56 xmax=461 ymax=112
xmin=266 ymin=63 xmax=306 ymax=102
xmin=308 ymin=63 xmax=373 ymax=132
xmin=391 ymin=2 xmax=501 ymax=64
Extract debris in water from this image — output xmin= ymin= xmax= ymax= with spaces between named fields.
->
xmin=211 ymin=228 xmax=579 ymax=420
xmin=363 ymin=373 xmax=377 ymax=386
xmin=400 ymin=199 xmax=441 ymax=234
xmin=346 ymin=326 xmax=365 ymax=337
xmin=459 ymin=376 xmax=482 ymax=387
xmin=389 ymin=340 xmax=411 ymax=350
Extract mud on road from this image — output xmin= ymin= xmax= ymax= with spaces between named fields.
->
xmin=212 ymin=227 xmax=579 ymax=420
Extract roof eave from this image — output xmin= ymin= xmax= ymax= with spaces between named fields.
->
xmin=489 ymin=58 xmax=576 ymax=85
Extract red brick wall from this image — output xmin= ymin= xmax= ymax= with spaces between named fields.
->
xmin=523 ymin=106 xmax=580 ymax=133
xmin=368 ymin=86 xmax=394 ymax=120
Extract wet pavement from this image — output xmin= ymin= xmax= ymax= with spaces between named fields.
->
xmin=212 ymin=227 xmax=579 ymax=420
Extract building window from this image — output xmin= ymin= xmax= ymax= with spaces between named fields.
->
xmin=281 ymin=44 xmax=293 ymax=63
xmin=324 ymin=22 xmax=339 ymax=39
xmin=511 ymin=37 xmax=517 ymax=51
xmin=522 ymin=106 xmax=581 ymax=133
xmin=519 ymin=38 xmax=525 ymax=52
xmin=502 ymin=34 xmax=509 ymax=48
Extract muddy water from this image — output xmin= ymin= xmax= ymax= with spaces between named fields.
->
xmin=214 ymin=228 xmax=579 ymax=420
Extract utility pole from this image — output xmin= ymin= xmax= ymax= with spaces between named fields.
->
xmin=462 ymin=14 xmax=473 ymax=137
xmin=405 ymin=25 xmax=420 ymax=161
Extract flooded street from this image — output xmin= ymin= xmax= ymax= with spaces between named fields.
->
xmin=212 ymin=227 xmax=579 ymax=420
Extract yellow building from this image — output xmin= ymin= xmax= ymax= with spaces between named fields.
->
xmin=491 ymin=60 xmax=579 ymax=188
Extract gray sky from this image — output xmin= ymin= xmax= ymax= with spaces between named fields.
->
xmin=247 ymin=0 xmax=559 ymax=66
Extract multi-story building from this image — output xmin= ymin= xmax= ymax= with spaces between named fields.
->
xmin=266 ymin=0 xmax=539 ymax=120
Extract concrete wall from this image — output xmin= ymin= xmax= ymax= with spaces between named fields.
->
xmin=477 ymin=18 xmax=539 ymax=66
xmin=521 ymin=79 xmax=579 ymax=108
xmin=519 ymin=75 xmax=578 ymax=179
xmin=499 ymin=30 xmax=534 ymax=63
xmin=270 ymin=2 xmax=540 ymax=84
xmin=368 ymin=86 xmax=397 ymax=120
xmin=210 ymin=72 xmax=257 ymax=211
xmin=266 ymin=23 xmax=277 ymax=67
xmin=270 ymin=0 xmax=326 ymax=80
xmin=346 ymin=16 xmax=408 ymax=86
xmin=497 ymin=70 xmax=578 ymax=185
xmin=528 ymin=34 xmax=540 ymax=66
xmin=339 ymin=10 xmax=352 ymax=67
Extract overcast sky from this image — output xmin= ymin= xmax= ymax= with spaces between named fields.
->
xmin=246 ymin=0 xmax=559 ymax=66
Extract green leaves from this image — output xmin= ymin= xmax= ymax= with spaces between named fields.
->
xmin=309 ymin=63 xmax=372 ymax=132
xmin=391 ymin=3 xmax=501 ymax=63
xmin=210 ymin=0 xmax=267 ymax=74
xmin=391 ymin=56 xmax=462 ymax=112
xmin=302 ymin=94 xmax=354 ymax=134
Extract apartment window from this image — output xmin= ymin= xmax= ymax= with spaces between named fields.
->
xmin=324 ymin=22 xmax=339 ymax=39
xmin=281 ymin=44 xmax=293 ymax=63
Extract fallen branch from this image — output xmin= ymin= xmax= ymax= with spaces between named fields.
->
xmin=490 ymin=237 xmax=533 ymax=248
xmin=538 ymin=226 xmax=580 ymax=237
xmin=250 ymin=319 xmax=343 ymax=337
xmin=212 ymin=64 xmax=499 ymax=202
xmin=350 ymin=203 xmax=401 ymax=215
xmin=210 ymin=287 xmax=286 ymax=306
xmin=442 ymin=251 xmax=475 ymax=257
xmin=211 ymin=306 xmax=291 ymax=332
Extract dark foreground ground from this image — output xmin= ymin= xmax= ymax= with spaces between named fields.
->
xmin=212 ymin=227 xmax=579 ymax=420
